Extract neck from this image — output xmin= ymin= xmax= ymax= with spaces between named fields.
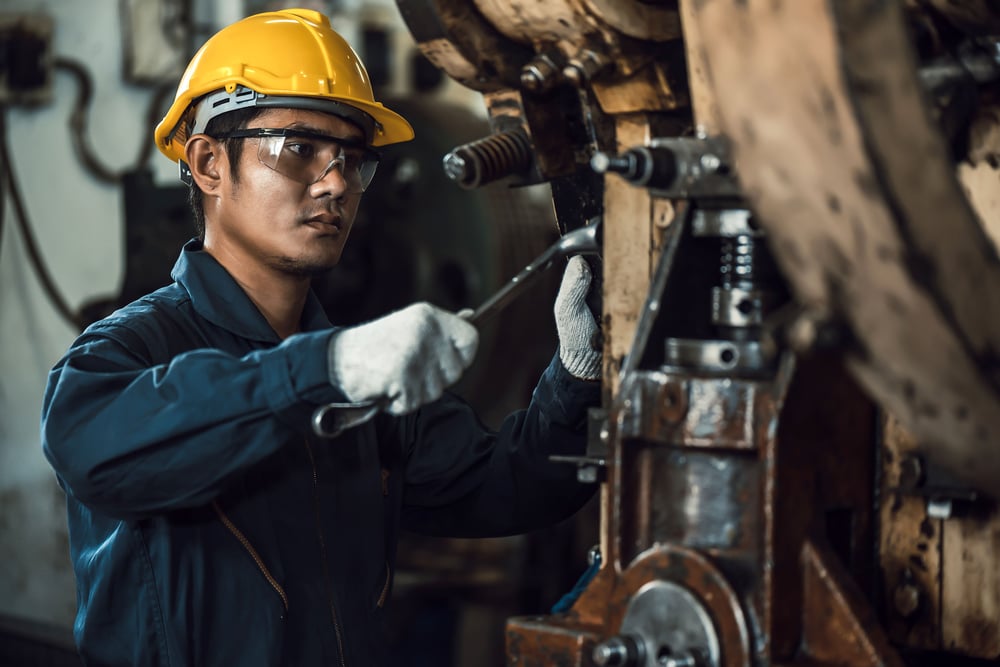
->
xmin=203 ymin=242 xmax=310 ymax=340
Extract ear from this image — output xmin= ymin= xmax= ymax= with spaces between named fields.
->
xmin=184 ymin=134 xmax=225 ymax=195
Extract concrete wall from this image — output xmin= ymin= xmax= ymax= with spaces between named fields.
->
xmin=1 ymin=0 xmax=167 ymax=629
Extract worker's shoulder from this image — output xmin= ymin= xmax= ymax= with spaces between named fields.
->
xmin=92 ymin=283 xmax=190 ymax=328
xmin=81 ymin=283 xmax=199 ymax=360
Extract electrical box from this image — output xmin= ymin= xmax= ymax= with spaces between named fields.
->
xmin=0 ymin=13 xmax=53 ymax=107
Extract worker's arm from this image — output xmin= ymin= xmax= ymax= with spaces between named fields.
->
xmin=392 ymin=256 xmax=604 ymax=536
xmin=392 ymin=353 xmax=600 ymax=537
xmin=41 ymin=325 xmax=340 ymax=518
xmin=43 ymin=299 xmax=479 ymax=519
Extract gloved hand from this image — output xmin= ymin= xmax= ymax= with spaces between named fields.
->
xmin=327 ymin=303 xmax=479 ymax=415
xmin=555 ymin=256 xmax=602 ymax=380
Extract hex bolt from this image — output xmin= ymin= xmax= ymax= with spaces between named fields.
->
xmin=563 ymin=49 xmax=610 ymax=86
xmin=520 ymin=69 xmax=544 ymax=91
xmin=520 ymin=54 xmax=561 ymax=93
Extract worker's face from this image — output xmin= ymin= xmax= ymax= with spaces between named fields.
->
xmin=208 ymin=108 xmax=367 ymax=276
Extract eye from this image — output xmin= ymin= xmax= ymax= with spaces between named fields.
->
xmin=284 ymin=140 xmax=316 ymax=160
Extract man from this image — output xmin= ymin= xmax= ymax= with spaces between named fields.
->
xmin=41 ymin=8 xmax=602 ymax=667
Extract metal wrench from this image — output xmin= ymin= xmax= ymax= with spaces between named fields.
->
xmin=312 ymin=219 xmax=602 ymax=438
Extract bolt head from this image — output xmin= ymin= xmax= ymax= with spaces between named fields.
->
xmin=442 ymin=152 xmax=467 ymax=181
xmin=700 ymin=153 xmax=722 ymax=173
xmin=591 ymin=152 xmax=612 ymax=174
xmin=562 ymin=65 xmax=584 ymax=86
xmin=520 ymin=68 xmax=543 ymax=91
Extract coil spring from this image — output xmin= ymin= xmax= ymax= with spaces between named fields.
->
xmin=719 ymin=235 xmax=756 ymax=289
xmin=445 ymin=130 xmax=533 ymax=189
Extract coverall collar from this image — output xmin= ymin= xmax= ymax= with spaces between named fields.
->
xmin=170 ymin=238 xmax=332 ymax=343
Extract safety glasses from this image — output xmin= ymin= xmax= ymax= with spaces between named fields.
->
xmin=213 ymin=128 xmax=380 ymax=193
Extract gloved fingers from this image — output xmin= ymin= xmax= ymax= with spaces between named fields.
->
xmin=424 ymin=373 xmax=447 ymax=404
xmin=555 ymin=256 xmax=593 ymax=314
xmin=329 ymin=301 xmax=480 ymax=411
xmin=554 ymin=256 xmax=603 ymax=380
xmin=436 ymin=310 xmax=479 ymax=367
xmin=390 ymin=374 xmax=445 ymax=416
xmin=387 ymin=394 xmax=414 ymax=416
xmin=455 ymin=329 xmax=479 ymax=367
xmin=436 ymin=348 xmax=466 ymax=388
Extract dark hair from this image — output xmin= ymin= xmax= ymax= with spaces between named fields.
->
xmin=187 ymin=106 xmax=267 ymax=238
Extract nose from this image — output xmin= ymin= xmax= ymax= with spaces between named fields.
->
xmin=310 ymin=158 xmax=352 ymax=198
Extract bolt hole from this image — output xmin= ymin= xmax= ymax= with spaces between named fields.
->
xmin=736 ymin=298 xmax=754 ymax=315
xmin=663 ymin=385 xmax=680 ymax=408
xmin=719 ymin=346 xmax=737 ymax=365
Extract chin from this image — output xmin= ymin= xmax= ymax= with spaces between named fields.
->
xmin=271 ymin=254 xmax=340 ymax=277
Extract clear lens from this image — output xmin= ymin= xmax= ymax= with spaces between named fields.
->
xmin=255 ymin=133 xmax=378 ymax=192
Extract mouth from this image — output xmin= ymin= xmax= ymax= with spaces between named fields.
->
xmin=304 ymin=214 xmax=343 ymax=233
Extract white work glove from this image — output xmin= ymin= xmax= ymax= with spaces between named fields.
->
xmin=327 ymin=303 xmax=479 ymax=415
xmin=555 ymin=256 xmax=602 ymax=380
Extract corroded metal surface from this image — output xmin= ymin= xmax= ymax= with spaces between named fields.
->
xmin=505 ymin=615 xmax=599 ymax=667
xmin=616 ymin=371 xmax=774 ymax=450
xmin=686 ymin=0 xmax=1000 ymax=495
xmin=473 ymin=0 xmax=680 ymax=44
xmin=801 ymin=540 xmax=905 ymax=667
xmin=398 ymin=1 xmax=1000 ymax=665
xmin=941 ymin=512 xmax=1000 ymax=658
xmin=879 ymin=414 xmax=943 ymax=650
xmin=611 ymin=546 xmax=751 ymax=667
xmin=960 ymin=104 xmax=1000 ymax=255
xmin=396 ymin=0 xmax=533 ymax=91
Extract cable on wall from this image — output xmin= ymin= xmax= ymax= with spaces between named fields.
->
xmin=55 ymin=57 xmax=176 ymax=184
xmin=0 ymin=107 xmax=85 ymax=331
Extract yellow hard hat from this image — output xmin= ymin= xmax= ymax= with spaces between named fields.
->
xmin=154 ymin=8 xmax=413 ymax=163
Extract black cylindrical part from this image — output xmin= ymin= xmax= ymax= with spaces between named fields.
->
xmin=591 ymin=146 xmax=679 ymax=190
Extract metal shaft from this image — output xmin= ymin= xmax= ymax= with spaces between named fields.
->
xmin=471 ymin=219 xmax=601 ymax=324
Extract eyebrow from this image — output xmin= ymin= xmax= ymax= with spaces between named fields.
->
xmin=285 ymin=121 xmax=364 ymax=143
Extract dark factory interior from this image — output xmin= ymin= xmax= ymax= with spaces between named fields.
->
xmin=2 ymin=1 xmax=1000 ymax=666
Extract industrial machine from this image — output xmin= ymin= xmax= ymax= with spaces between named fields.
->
xmin=394 ymin=0 xmax=1000 ymax=665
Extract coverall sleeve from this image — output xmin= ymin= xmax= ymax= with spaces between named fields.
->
xmin=394 ymin=354 xmax=600 ymax=537
xmin=41 ymin=324 xmax=341 ymax=519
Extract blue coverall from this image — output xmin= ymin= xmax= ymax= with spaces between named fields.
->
xmin=41 ymin=239 xmax=599 ymax=667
